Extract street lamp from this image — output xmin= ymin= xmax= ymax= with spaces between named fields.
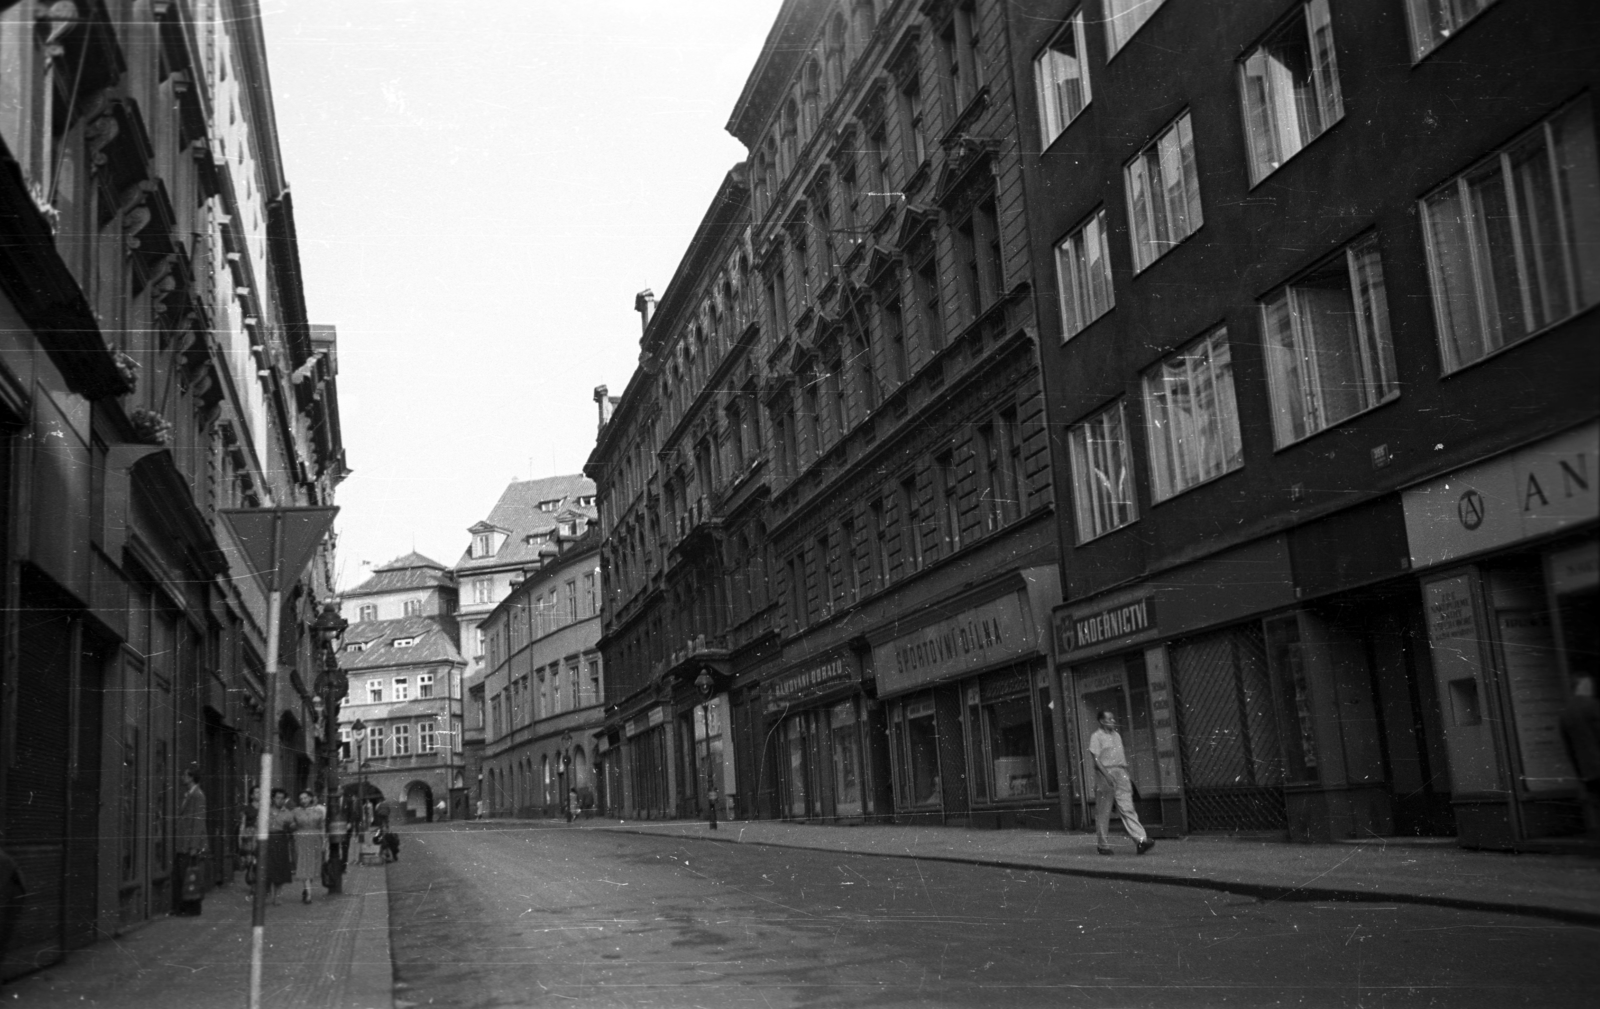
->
xmin=560 ymin=730 xmax=574 ymax=822
xmin=312 ymin=603 xmax=349 ymax=891
xmin=694 ymin=669 xmax=718 ymax=831
xmin=350 ymin=719 xmax=368 ymax=827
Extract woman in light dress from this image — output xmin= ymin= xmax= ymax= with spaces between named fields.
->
xmin=291 ymin=790 xmax=326 ymax=903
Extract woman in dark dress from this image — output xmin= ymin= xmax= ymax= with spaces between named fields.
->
xmin=265 ymin=788 xmax=296 ymax=904
xmin=239 ymin=785 xmax=261 ymax=896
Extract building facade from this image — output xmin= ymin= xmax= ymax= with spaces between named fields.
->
xmin=0 ymin=0 xmax=345 ymax=977
xmin=477 ymin=526 xmax=605 ymax=818
xmin=336 ymin=554 xmax=466 ymax=821
xmin=589 ymin=0 xmax=1066 ymax=830
xmin=1016 ymin=0 xmax=1599 ymax=847
xmin=455 ymin=475 xmax=598 ymax=678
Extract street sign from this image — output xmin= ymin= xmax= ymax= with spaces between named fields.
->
xmin=221 ymin=506 xmax=339 ymax=591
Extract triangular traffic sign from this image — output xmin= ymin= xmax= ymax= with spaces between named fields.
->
xmin=221 ymin=506 xmax=339 ymax=591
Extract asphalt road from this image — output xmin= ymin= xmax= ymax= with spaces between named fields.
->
xmin=386 ymin=823 xmax=1600 ymax=1008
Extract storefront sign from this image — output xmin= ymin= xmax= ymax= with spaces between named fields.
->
xmin=1404 ymin=424 xmax=1599 ymax=570
xmin=1056 ymin=597 xmax=1155 ymax=657
xmin=874 ymin=591 xmax=1034 ymax=697
xmin=624 ymin=706 xmax=666 ymax=738
xmin=765 ymin=655 xmax=855 ymax=713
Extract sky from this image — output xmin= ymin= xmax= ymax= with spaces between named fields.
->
xmin=258 ymin=1 xmax=785 ymax=590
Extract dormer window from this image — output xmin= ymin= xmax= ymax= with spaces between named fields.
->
xmin=345 ymin=642 xmax=369 ymax=653
xmin=575 ymin=495 xmax=596 ymax=508
xmin=538 ymin=499 xmax=561 ymax=512
xmin=392 ymin=636 xmax=418 ymax=648
xmin=559 ymin=520 xmax=578 ymax=537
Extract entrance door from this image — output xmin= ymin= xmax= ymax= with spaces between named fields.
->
xmin=1072 ymin=653 xmax=1165 ymax=829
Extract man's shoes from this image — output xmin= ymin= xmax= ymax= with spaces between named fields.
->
xmin=1096 ymin=846 xmax=1114 ymax=856
xmin=1136 ymin=838 xmax=1156 ymax=855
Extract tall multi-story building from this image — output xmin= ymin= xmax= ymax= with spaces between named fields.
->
xmin=454 ymin=474 xmax=596 ymax=813
xmin=589 ymin=0 xmax=1065 ymax=829
xmin=1016 ymin=0 xmax=1598 ymax=848
xmin=336 ymin=554 xmax=466 ymax=820
xmin=477 ymin=524 xmax=605 ymax=818
xmin=455 ymin=475 xmax=598 ymax=677
xmin=0 ymin=0 xmax=345 ymax=977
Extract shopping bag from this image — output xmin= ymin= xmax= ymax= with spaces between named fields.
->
xmin=180 ymin=858 xmax=207 ymax=901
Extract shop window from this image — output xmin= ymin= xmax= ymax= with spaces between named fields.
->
xmin=1420 ymin=101 xmax=1600 ymax=372
xmin=894 ymin=695 xmax=942 ymax=807
xmin=785 ymin=718 xmax=810 ymax=818
xmin=831 ymin=701 xmax=863 ymax=817
xmin=1037 ymin=672 xmax=1060 ymax=795
xmin=1261 ymin=233 xmax=1398 ymax=446
xmin=969 ymin=671 xmax=1043 ymax=802
xmin=1240 ymin=0 xmax=1343 ymax=185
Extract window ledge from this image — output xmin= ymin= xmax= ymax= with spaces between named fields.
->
xmin=1437 ymin=302 xmax=1597 ymax=381
xmin=1269 ymin=391 xmax=1401 ymax=454
xmin=1148 ymin=462 xmax=1245 ymax=509
xmin=1245 ymin=115 xmax=1345 ymax=191
xmin=1130 ymin=225 xmax=1203 ymax=277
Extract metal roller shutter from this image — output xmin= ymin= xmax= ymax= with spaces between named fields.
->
xmin=1169 ymin=624 xmax=1287 ymax=832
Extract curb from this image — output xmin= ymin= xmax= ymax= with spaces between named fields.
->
xmin=597 ymin=824 xmax=1600 ymax=927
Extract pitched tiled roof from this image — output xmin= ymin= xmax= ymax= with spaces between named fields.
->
xmin=454 ymin=474 xmax=597 ymax=573
xmin=345 ymin=552 xmax=455 ymax=597
xmin=337 ymin=616 xmax=462 ymax=670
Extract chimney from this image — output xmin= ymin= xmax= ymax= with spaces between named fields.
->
xmin=594 ymin=385 xmax=614 ymax=430
xmin=634 ymin=289 xmax=656 ymax=333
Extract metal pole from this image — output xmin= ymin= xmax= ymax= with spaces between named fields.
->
xmin=248 ymin=512 xmax=284 ymax=1009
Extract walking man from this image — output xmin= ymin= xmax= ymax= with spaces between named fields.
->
xmin=1089 ymin=709 xmax=1154 ymax=856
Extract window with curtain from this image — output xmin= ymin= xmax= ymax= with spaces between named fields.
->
xmin=1420 ymin=101 xmax=1600 ymax=372
xmin=1404 ymin=0 xmax=1499 ymax=61
xmin=1069 ymin=401 xmax=1138 ymax=541
xmin=1125 ymin=111 xmax=1203 ymax=271
xmin=1240 ymin=0 xmax=1343 ymax=184
xmin=1035 ymin=8 xmax=1090 ymax=147
xmin=1261 ymin=234 xmax=1398 ymax=446
xmin=1105 ymin=0 xmax=1168 ymax=55
xmin=1056 ymin=207 xmax=1114 ymax=339
xmin=1143 ymin=328 xmax=1243 ymax=501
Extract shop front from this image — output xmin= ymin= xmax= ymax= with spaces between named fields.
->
xmin=764 ymin=649 xmax=886 ymax=822
xmin=1055 ymin=515 xmax=1457 ymax=844
xmin=620 ymin=705 xmax=671 ymax=819
xmin=1053 ymin=595 xmax=1182 ymax=837
xmin=676 ymin=693 xmax=737 ymax=822
xmin=1402 ymin=422 xmax=1598 ymax=849
xmin=872 ymin=568 xmax=1064 ymax=829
